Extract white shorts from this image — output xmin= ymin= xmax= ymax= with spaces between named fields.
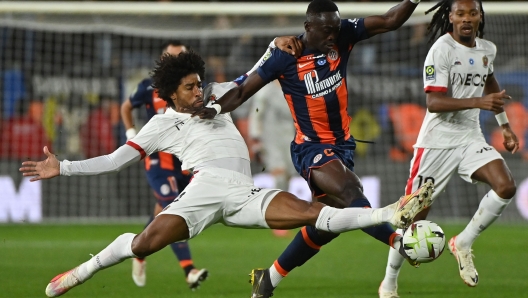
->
xmin=158 ymin=167 xmax=281 ymax=239
xmin=405 ymin=141 xmax=503 ymax=199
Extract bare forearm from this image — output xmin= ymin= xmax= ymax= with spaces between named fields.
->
xmin=383 ymin=0 xmax=418 ymax=30
xmin=217 ymin=87 xmax=247 ymax=113
xmin=121 ymin=101 xmax=135 ymax=130
xmin=427 ymin=95 xmax=478 ymax=113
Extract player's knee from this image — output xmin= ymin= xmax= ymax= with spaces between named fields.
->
xmin=131 ymin=232 xmax=158 ymax=258
xmin=330 ymin=184 xmax=364 ymax=207
xmin=494 ymin=182 xmax=516 ymax=200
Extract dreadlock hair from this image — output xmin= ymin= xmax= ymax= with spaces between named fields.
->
xmin=306 ymin=0 xmax=339 ymax=19
xmin=151 ymin=50 xmax=205 ymax=109
xmin=425 ymin=0 xmax=485 ymax=44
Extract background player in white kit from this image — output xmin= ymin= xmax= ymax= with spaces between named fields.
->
xmin=379 ymin=0 xmax=519 ymax=297
xmin=20 ymin=51 xmax=433 ymax=297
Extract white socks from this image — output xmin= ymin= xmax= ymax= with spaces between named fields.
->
xmin=381 ymin=229 xmax=405 ymax=291
xmin=314 ymin=205 xmax=394 ymax=233
xmin=76 ymin=233 xmax=137 ymax=282
xmin=269 ymin=264 xmax=284 ymax=287
xmin=456 ymin=190 xmax=511 ymax=249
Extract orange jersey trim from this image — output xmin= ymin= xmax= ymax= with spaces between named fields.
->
xmin=335 ymin=78 xmax=351 ymax=136
xmin=159 ymin=151 xmax=175 ymax=171
xmin=284 ymin=94 xmax=304 ymax=144
xmin=305 ymin=94 xmax=334 ymax=144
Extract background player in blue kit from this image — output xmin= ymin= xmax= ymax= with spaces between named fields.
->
xmin=190 ymin=0 xmax=425 ymax=296
xmin=120 ymin=41 xmax=207 ymax=290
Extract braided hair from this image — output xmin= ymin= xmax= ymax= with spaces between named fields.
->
xmin=425 ymin=0 xmax=485 ymax=43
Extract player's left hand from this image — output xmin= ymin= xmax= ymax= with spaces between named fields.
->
xmin=19 ymin=146 xmax=60 ymax=181
xmin=502 ymin=126 xmax=519 ymax=154
xmin=190 ymin=107 xmax=217 ymax=119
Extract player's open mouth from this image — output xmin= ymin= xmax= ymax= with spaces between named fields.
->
xmin=460 ymin=25 xmax=473 ymax=34
xmin=193 ymin=99 xmax=203 ymax=107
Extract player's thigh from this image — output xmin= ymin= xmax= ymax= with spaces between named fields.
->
xmin=133 ymin=214 xmax=189 ymax=257
xmin=158 ymin=172 xmax=227 ymax=239
xmin=264 ymin=191 xmax=325 ymax=229
xmin=459 ymin=142 xmax=505 ymax=184
xmin=221 ymin=184 xmax=281 ymax=229
xmin=406 ymin=148 xmax=459 ymax=200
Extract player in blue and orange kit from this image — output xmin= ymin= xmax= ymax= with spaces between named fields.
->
xmin=190 ymin=0 xmax=427 ymax=296
xmin=120 ymin=41 xmax=207 ymax=290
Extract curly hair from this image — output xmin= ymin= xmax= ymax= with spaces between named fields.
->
xmin=425 ymin=0 xmax=485 ymax=44
xmin=150 ymin=50 xmax=205 ymax=109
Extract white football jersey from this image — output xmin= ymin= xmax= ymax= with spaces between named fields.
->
xmin=416 ymin=34 xmax=496 ymax=148
xmin=128 ymin=105 xmax=249 ymax=172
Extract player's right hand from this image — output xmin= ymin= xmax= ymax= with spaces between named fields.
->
xmin=19 ymin=146 xmax=60 ymax=182
xmin=275 ymin=36 xmax=303 ymax=58
xmin=479 ymin=90 xmax=511 ymax=113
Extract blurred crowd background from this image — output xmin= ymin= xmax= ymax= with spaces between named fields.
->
xmin=0 ymin=0 xmax=527 ymax=222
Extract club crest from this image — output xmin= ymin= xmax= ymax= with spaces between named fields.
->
xmin=328 ymin=49 xmax=338 ymax=61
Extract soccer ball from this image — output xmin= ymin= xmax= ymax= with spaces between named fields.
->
xmin=402 ymin=220 xmax=445 ymax=263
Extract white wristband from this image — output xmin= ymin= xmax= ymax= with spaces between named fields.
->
xmin=270 ymin=37 xmax=277 ymax=49
xmin=125 ymin=128 xmax=137 ymax=140
xmin=211 ymin=104 xmax=222 ymax=115
xmin=495 ymin=111 xmax=509 ymax=126
xmin=409 ymin=0 xmax=420 ymax=4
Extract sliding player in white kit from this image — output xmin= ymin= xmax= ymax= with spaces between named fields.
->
xmin=379 ymin=0 xmax=519 ymax=297
xmin=20 ymin=51 xmax=433 ymax=297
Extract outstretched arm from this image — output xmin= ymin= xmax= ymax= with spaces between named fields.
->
xmin=20 ymin=145 xmax=141 ymax=181
xmin=364 ymin=0 xmax=419 ymax=37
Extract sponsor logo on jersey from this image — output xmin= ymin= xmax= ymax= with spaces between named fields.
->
xmin=313 ymin=154 xmax=323 ymax=163
xmin=304 ymin=70 xmax=343 ymax=98
xmin=328 ymin=49 xmax=338 ymax=61
xmin=454 ymin=58 xmax=462 ymax=65
xmin=451 ymin=73 xmax=488 ymax=87
xmin=317 ymin=59 xmax=327 ymax=66
xmin=469 ymin=58 xmax=474 ymax=65
xmin=482 ymin=55 xmax=488 ymax=68
xmin=425 ymin=65 xmax=435 ymax=81
xmin=259 ymin=50 xmax=272 ymax=66
xmin=298 ymin=62 xmax=311 ymax=69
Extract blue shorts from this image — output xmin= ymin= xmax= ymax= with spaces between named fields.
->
xmin=290 ymin=138 xmax=356 ymax=198
xmin=146 ymin=167 xmax=192 ymax=207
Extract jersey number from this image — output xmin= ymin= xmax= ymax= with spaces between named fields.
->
xmin=417 ymin=175 xmax=435 ymax=187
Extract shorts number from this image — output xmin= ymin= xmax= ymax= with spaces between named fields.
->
xmin=417 ymin=175 xmax=435 ymax=187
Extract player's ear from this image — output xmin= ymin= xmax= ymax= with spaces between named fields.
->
xmin=304 ymin=21 xmax=311 ymax=32
xmin=449 ymin=11 xmax=453 ymax=23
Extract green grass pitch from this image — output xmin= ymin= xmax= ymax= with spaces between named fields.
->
xmin=1 ymin=223 xmax=527 ymax=298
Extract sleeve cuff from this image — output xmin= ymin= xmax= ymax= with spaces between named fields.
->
xmin=126 ymin=141 xmax=146 ymax=159
xmin=424 ymin=86 xmax=448 ymax=93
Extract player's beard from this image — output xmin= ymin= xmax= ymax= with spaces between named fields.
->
xmin=459 ymin=34 xmax=473 ymax=44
